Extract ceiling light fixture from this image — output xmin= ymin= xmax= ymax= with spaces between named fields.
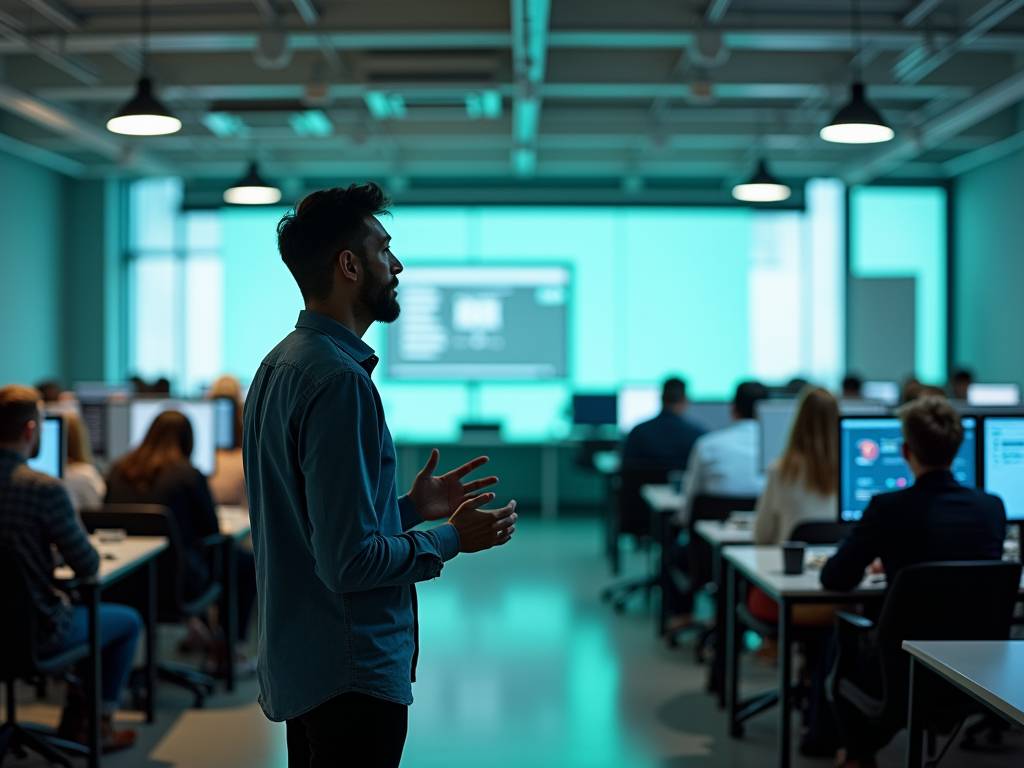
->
xmin=224 ymin=162 xmax=282 ymax=205
xmin=107 ymin=0 xmax=180 ymax=136
xmin=821 ymin=0 xmax=893 ymax=145
xmin=732 ymin=160 xmax=791 ymax=203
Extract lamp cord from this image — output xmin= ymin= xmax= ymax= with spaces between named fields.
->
xmin=852 ymin=0 xmax=862 ymax=80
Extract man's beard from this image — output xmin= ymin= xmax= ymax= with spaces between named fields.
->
xmin=359 ymin=268 xmax=401 ymax=324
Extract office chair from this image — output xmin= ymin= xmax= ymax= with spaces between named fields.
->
xmin=600 ymin=467 xmax=669 ymax=612
xmin=81 ymin=505 xmax=222 ymax=708
xmin=829 ymin=561 xmax=1022 ymax=766
xmin=0 ymin=550 xmax=91 ymax=768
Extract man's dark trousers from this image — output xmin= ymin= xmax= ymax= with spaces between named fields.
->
xmin=286 ymin=691 xmax=408 ymax=767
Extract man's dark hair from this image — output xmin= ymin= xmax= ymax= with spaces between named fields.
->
xmin=842 ymin=375 xmax=862 ymax=396
xmin=0 ymin=384 xmax=42 ymax=442
xmin=662 ymin=378 xmax=687 ymax=407
xmin=898 ymin=395 xmax=963 ymax=468
xmin=734 ymin=381 xmax=769 ymax=420
xmin=276 ymin=182 xmax=391 ymax=301
xmin=951 ymin=368 xmax=974 ymax=384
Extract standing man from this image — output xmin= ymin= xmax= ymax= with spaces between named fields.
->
xmin=243 ymin=183 xmax=517 ymax=768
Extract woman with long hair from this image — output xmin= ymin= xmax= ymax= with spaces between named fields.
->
xmin=753 ymin=386 xmax=839 ymax=545
xmin=63 ymin=410 xmax=106 ymax=513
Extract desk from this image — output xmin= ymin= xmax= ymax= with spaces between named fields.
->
xmin=722 ymin=545 xmax=886 ymax=768
xmin=640 ymin=485 xmax=682 ymax=635
xmin=55 ymin=536 xmax=167 ymax=768
xmin=693 ymin=520 xmax=754 ymax=705
xmin=904 ymin=641 xmax=1024 ymax=767
xmin=215 ymin=506 xmax=251 ymax=692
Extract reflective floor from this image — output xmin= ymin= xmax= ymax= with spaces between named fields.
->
xmin=6 ymin=518 xmax=1023 ymax=767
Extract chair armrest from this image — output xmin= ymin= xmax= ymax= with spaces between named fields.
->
xmin=827 ymin=611 xmax=875 ymax=702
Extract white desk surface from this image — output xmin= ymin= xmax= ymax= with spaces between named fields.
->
xmin=54 ymin=535 xmax=168 ymax=584
xmin=217 ymin=506 xmax=251 ymax=539
xmin=694 ymin=519 xmax=755 ymax=546
xmin=723 ymin=545 xmax=886 ymax=599
xmin=903 ymin=641 xmax=1024 ymax=727
xmin=641 ymin=484 xmax=683 ymax=513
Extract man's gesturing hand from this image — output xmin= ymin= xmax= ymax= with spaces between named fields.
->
xmin=446 ymin=494 xmax=517 ymax=554
xmin=408 ymin=449 xmax=499 ymax=522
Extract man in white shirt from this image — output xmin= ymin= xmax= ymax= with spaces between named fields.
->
xmin=676 ymin=381 xmax=769 ymax=525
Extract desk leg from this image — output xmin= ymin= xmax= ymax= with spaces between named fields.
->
xmin=777 ymin=598 xmax=793 ymax=768
xmin=144 ymin=559 xmax=157 ymax=723
xmin=224 ymin=539 xmax=238 ymax=692
xmin=81 ymin=582 xmax=102 ymax=768
xmin=725 ymin=561 xmax=742 ymax=738
xmin=906 ymin=658 xmax=924 ymax=768
xmin=711 ymin=545 xmax=726 ymax=707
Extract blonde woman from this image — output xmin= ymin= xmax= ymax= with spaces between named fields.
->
xmin=753 ymin=386 xmax=839 ymax=546
xmin=63 ymin=411 xmax=106 ymax=513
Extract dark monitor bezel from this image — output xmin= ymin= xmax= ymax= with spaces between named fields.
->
xmin=837 ymin=413 xmax=980 ymax=523
xmin=572 ymin=394 xmax=618 ymax=426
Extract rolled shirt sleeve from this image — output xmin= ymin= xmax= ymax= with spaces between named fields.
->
xmin=298 ymin=373 xmax=459 ymax=594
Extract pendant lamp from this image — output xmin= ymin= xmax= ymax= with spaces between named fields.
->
xmin=820 ymin=83 xmax=894 ymax=144
xmin=107 ymin=0 xmax=180 ymax=136
xmin=224 ymin=162 xmax=282 ymax=205
xmin=732 ymin=160 xmax=791 ymax=203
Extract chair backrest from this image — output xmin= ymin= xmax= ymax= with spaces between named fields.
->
xmin=689 ymin=495 xmax=758 ymax=590
xmin=875 ymin=560 xmax=1021 ymax=721
xmin=0 ymin=548 xmax=42 ymax=679
xmin=616 ymin=467 xmax=671 ymax=537
xmin=80 ymin=504 xmax=189 ymax=618
xmin=789 ymin=521 xmax=854 ymax=545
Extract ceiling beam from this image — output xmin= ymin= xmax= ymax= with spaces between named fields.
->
xmin=942 ymin=128 xmax=1024 ymax=175
xmin=844 ymin=67 xmax=1024 ymax=183
xmin=0 ymin=129 xmax=85 ymax=175
xmin=20 ymin=0 xmax=80 ymax=32
xmin=290 ymin=0 xmax=344 ymax=74
xmin=901 ymin=0 xmax=946 ymax=28
xmin=4 ymin=28 xmax=1024 ymax=56
xmin=704 ymin=0 xmax=732 ymax=26
xmin=510 ymin=0 xmax=550 ymax=176
xmin=0 ymin=13 xmax=98 ymax=84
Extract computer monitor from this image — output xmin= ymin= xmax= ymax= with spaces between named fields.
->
xmin=128 ymin=400 xmax=217 ymax=476
xmin=214 ymin=398 xmax=236 ymax=450
xmin=756 ymin=399 xmax=797 ymax=472
xmin=27 ymin=414 xmax=66 ymax=479
xmin=617 ymin=385 xmax=661 ymax=433
xmin=982 ymin=416 xmax=1024 ymax=521
xmin=686 ymin=401 xmax=733 ymax=433
xmin=838 ymin=416 xmax=977 ymax=522
xmin=861 ymin=381 xmax=900 ymax=406
xmin=572 ymin=395 xmax=617 ymax=426
xmin=967 ymin=383 xmax=1022 ymax=407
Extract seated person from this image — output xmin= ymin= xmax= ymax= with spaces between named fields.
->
xmin=0 ymin=385 xmax=138 ymax=752
xmin=949 ymin=368 xmax=973 ymax=401
xmin=621 ymin=377 xmax=705 ymax=471
xmin=820 ymin=396 xmax=1006 ymax=768
xmin=105 ymin=411 xmax=258 ymax=662
xmin=63 ymin=411 xmax=107 ymax=514
xmin=677 ymin=380 xmax=769 ymax=524
xmin=841 ymin=375 xmax=862 ymax=399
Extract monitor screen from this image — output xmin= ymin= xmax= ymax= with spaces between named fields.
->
xmin=214 ymin=398 xmax=236 ymax=450
xmin=757 ymin=399 xmax=797 ymax=472
xmin=617 ymin=385 xmax=661 ymax=433
xmin=839 ymin=416 xmax=977 ymax=522
xmin=27 ymin=415 xmax=65 ymax=479
xmin=686 ymin=401 xmax=732 ymax=433
xmin=968 ymin=383 xmax=1022 ymax=407
xmin=573 ymin=395 xmax=617 ymax=426
xmin=386 ymin=265 xmax=569 ymax=379
xmin=129 ymin=400 xmax=217 ymax=476
xmin=862 ymin=381 xmax=900 ymax=406
xmin=983 ymin=416 xmax=1024 ymax=521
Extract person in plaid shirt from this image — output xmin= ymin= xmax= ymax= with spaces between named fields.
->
xmin=0 ymin=384 xmax=138 ymax=753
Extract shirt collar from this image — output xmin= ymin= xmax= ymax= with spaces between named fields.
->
xmin=0 ymin=448 xmax=27 ymax=465
xmin=295 ymin=310 xmax=379 ymax=375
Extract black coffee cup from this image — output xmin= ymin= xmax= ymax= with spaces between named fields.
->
xmin=781 ymin=541 xmax=806 ymax=575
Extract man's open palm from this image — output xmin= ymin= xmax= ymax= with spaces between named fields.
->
xmin=408 ymin=449 xmax=499 ymax=521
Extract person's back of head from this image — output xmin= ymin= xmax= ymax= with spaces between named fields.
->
xmin=780 ymin=386 xmax=839 ymax=496
xmin=733 ymin=381 xmax=769 ymax=420
xmin=0 ymin=385 xmax=43 ymax=454
xmin=65 ymin=411 xmax=94 ymax=466
xmin=119 ymin=411 xmax=194 ymax=489
xmin=661 ymin=377 xmax=687 ymax=414
xmin=277 ymin=182 xmax=391 ymax=303
xmin=34 ymin=380 xmax=61 ymax=403
xmin=209 ymin=374 xmax=244 ymax=450
xmin=950 ymin=368 xmax=974 ymax=400
xmin=898 ymin=396 xmax=963 ymax=472
xmin=842 ymin=374 xmax=863 ymax=398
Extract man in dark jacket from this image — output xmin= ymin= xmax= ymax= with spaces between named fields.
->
xmin=819 ymin=396 xmax=1006 ymax=768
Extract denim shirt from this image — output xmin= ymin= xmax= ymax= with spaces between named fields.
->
xmin=243 ymin=310 xmax=461 ymax=721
